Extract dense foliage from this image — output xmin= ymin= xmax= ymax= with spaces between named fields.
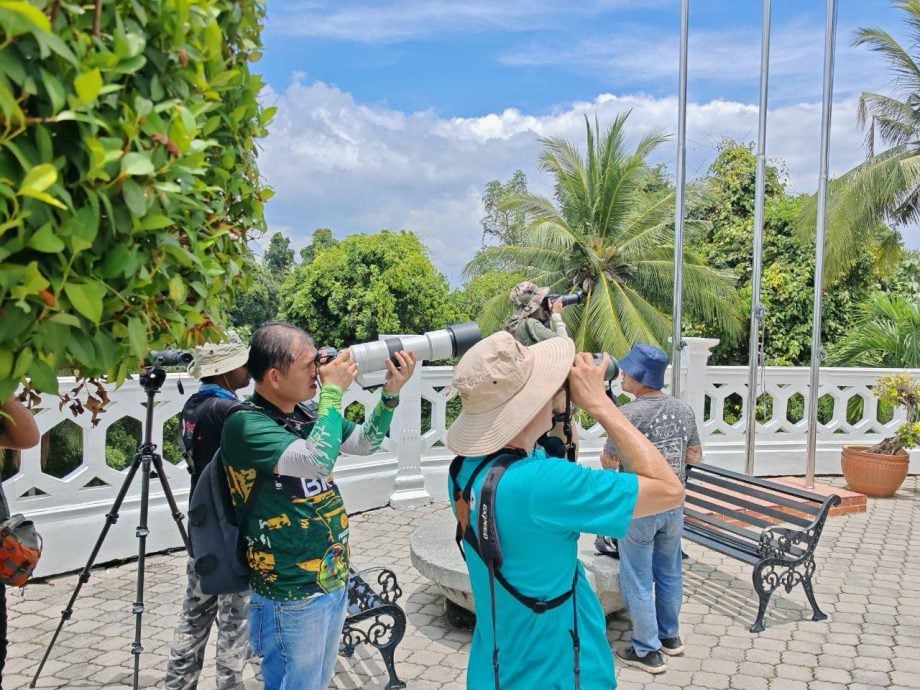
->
xmin=279 ymin=230 xmax=460 ymax=347
xmin=688 ymin=143 xmax=885 ymax=365
xmin=0 ymin=0 xmax=272 ymax=399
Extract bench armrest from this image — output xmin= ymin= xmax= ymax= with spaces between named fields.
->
xmin=758 ymin=525 xmax=815 ymax=560
xmin=350 ymin=567 xmax=403 ymax=605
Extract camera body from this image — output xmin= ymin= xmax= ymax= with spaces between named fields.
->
xmin=543 ymin=290 xmax=585 ymax=309
xmin=315 ymin=322 xmax=481 ymax=386
xmin=592 ymin=353 xmax=620 ymax=381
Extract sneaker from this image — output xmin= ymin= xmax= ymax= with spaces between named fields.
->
xmin=615 ymin=645 xmax=667 ymax=674
xmin=660 ymin=636 xmax=685 ymax=656
xmin=595 ymin=535 xmax=619 ymax=559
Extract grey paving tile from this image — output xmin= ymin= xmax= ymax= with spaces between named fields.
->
xmin=2 ymin=475 xmax=918 ymax=690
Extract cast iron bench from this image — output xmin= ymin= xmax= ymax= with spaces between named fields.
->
xmin=682 ymin=463 xmax=840 ymax=632
xmin=342 ymin=567 xmax=407 ymax=689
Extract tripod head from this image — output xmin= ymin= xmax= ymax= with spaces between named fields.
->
xmin=139 ymin=365 xmax=168 ymax=395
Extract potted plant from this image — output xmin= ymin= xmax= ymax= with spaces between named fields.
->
xmin=841 ymin=372 xmax=920 ymax=497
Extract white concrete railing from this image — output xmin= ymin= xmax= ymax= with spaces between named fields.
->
xmin=5 ymin=337 xmax=918 ymax=576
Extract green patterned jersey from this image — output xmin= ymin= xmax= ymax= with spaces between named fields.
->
xmin=221 ymin=386 xmax=394 ymax=600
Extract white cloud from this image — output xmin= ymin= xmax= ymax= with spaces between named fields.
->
xmin=259 ymin=77 xmax=898 ymax=285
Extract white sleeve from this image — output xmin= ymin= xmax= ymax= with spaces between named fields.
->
xmin=551 ymin=313 xmax=568 ymax=339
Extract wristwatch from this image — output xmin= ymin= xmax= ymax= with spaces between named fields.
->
xmin=381 ymin=392 xmax=400 ymax=409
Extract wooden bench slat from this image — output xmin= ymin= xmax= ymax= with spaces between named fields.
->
xmin=689 ymin=463 xmax=828 ymax=504
xmin=686 ymin=483 xmax=814 ymax=528
xmin=689 ymin=471 xmax=822 ymax=516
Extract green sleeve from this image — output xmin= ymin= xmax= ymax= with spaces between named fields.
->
xmin=340 ymin=398 xmax=395 ymax=455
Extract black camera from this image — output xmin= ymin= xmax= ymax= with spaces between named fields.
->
xmin=592 ymin=353 xmax=620 ymax=381
xmin=543 ymin=290 xmax=585 ymax=309
xmin=147 ymin=349 xmax=193 ymax=367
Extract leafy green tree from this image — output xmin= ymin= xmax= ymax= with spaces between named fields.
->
xmin=467 ymin=114 xmax=741 ymax=356
xmin=279 ymin=230 xmax=460 ymax=347
xmin=689 ymin=143 xmax=881 ymax=365
xmin=299 ymin=227 xmax=337 ymax=264
xmin=452 ymin=269 xmax=525 ymax=329
xmin=0 ymin=0 xmax=272 ymax=399
xmin=227 ymin=257 xmax=278 ymax=338
xmin=825 ymin=292 xmax=920 ymax=367
xmin=481 ymin=170 xmax=529 ymax=247
xmin=263 ymin=231 xmax=295 ymax=278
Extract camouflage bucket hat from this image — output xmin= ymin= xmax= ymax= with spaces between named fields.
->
xmin=508 ymin=281 xmax=550 ymax=319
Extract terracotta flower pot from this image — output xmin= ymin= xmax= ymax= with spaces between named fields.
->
xmin=840 ymin=444 xmax=909 ymax=498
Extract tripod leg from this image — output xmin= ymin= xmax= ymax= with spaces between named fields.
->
xmin=131 ymin=449 xmax=153 ymax=690
xmin=152 ymin=453 xmax=192 ymax=556
xmin=30 ymin=453 xmax=144 ymax=688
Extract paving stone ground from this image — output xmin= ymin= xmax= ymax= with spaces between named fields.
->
xmin=5 ymin=476 xmax=919 ymax=689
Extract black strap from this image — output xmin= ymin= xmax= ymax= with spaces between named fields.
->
xmin=450 ymin=454 xmax=498 ymax=562
xmin=562 ymin=383 xmax=576 ymax=462
xmin=570 ymin=567 xmax=580 ymax=689
xmin=488 ymin=560 xmax=501 ymax=690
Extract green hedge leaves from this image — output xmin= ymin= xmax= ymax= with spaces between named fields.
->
xmin=0 ymin=0 xmax=272 ymax=398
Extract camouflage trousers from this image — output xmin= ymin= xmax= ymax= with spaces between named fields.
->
xmin=164 ymin=559 xmax=250 ymax=690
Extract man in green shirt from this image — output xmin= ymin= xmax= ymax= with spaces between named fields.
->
xmin=221 ymin=322 xmax=415 ymax=690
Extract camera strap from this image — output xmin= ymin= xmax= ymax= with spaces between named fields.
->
xmin=551 ymin=383 xmax=577 ymax=462
xmin=448 ymin=450 xmax=580 ymax=690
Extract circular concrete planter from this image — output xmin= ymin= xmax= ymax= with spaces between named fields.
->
xmin=409 ymin=513 xmax=624 ymax=619
xmin=840 ymin=444 xmax=909 ymax=498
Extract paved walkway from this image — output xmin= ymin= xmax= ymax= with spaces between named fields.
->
xmin=6 ymin=476 xmax=920 ymax=689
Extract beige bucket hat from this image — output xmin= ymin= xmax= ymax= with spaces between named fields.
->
xmin=509 ymin=281 xmax=550 ymax=320
xmin=188 ymin=331 xmax=249 ymax=380
xmin=446 ymin=330 xmax=575 ymax=456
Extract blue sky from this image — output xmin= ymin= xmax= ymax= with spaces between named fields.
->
xmin=253 ymin=0 xmax=919 ymax=281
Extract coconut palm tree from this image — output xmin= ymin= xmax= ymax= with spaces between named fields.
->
xmin=465 ymin=113 xmax=742 ymax=356
xmin=809 ymin=1 xmax=920 ymax=280
xmin=825 ymin=292 xmax=920 ymax=367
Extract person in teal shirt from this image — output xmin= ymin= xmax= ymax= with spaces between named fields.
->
xmin=445 ymin=332 xmax=685 ymax=690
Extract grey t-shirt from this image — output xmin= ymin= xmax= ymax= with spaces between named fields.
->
xmin=604 ymin=394 xmax=701 ymax=483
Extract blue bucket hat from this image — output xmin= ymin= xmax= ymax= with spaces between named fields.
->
xmin=619 ymin=343 xmax=669 ymax=390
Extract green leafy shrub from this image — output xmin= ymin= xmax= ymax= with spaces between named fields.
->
xmin=0 ymin=0 xmax=272 ymax=400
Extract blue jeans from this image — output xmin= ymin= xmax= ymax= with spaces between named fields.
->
xmin=248 ymin=586 xmax=348 ymax=690
xmin=618 ymin=508 xmax=684 ymax=656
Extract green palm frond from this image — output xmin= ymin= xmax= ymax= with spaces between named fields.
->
xmin=465 ymin=112 xmax=739 ymax=350
xmin=801 ymin=146 xmax=917 ymax=280
xmin=825 ymin=292 xmax=920 ymax=367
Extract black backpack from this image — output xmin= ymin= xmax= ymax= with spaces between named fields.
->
xmin=187 ymin=401 xmax=314 ymax=595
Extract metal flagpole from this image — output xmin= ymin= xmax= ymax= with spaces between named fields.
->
xmin=671 ymin=0 xmax=689 ymax=396
xmin=805 ymin=0 xmax=838 ymax=488
xmin=744 ymin=0 xmax=773 ymax=475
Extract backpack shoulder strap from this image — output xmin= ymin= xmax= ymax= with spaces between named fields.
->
xmin=449 ymin=454 xmax=497 ymax=562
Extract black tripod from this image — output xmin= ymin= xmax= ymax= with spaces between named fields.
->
xmin=31 ymin=365 xmax=191 ymax=690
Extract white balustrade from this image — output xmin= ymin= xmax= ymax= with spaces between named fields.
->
xmin=6 ymin=350 xmax=918 ymax=576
